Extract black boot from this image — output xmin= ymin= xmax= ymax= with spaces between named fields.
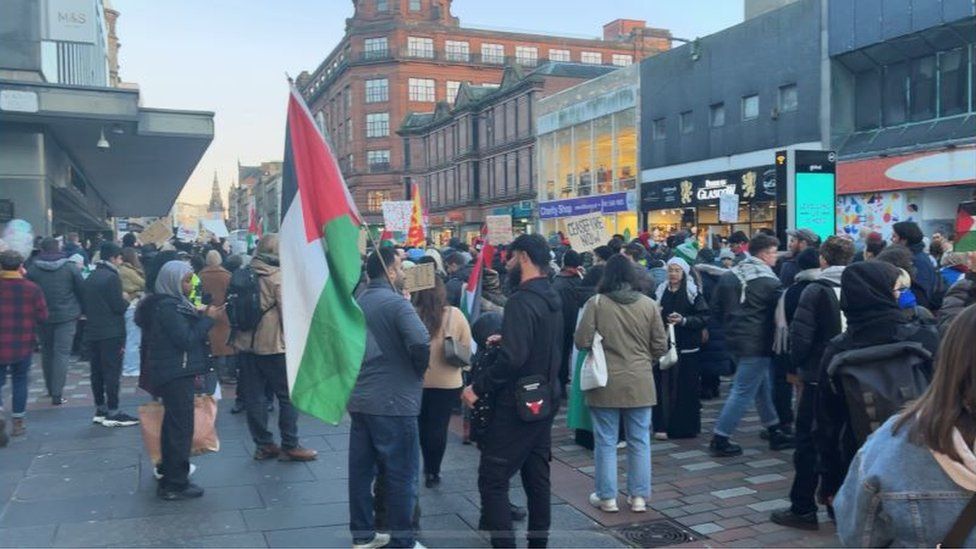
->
xmin=767 ymin=426 xmax=796 ymax=451
xmin=709 ymin=435 xmax=742 ymax=457
xmin=770 ymin=508 xmax=819 ymax=530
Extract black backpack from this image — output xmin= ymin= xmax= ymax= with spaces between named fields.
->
xmin=226 ymin=266 xmax=266 ymax=333
xmin=826 ymin=340 xmax=932 ymax=445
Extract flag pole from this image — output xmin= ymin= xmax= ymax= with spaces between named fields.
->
xmin=361 ymin=223 xmax=399 ymax=290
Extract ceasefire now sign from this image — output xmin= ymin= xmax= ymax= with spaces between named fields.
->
xmin=564 ymin=212 xmax=609 ymax=253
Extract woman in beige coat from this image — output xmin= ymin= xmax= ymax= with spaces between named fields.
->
xmin=575 ymin=255 xmax=668 ymax=514
xmin=412 ymin=276 xmax=471 ymax=488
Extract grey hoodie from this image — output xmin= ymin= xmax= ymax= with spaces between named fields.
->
xmin=26 ymin=257 xmax=85 ymax=323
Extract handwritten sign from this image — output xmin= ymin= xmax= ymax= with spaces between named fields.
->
xmin=719 ymin=193 xmax=739 ymax=223
xmin=564 ymin=212 xmax=609 ymax=253
xmin=381 ymin=201 xmax=413 ymax=233
xmin=176 ymin=225 xmax=198 ymax=242
xmin=486 ymin=215 xmax=513 ymax=245
xmin=402 ymin=262 xmax=436 ymax=293
xmin=140 ymin=217 xmax=173 ymax=245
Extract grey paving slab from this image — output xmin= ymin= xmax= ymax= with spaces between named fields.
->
xmin=548 ymin=529 xmax=629 ymax=548
xmin=242 ymin=501 xmax=348 ymax=531
xmin=256 ymin=479 xmax=349 ymax=507
xmin=681 ymin=461 xmax=722 ymax=471
xmin=0 ymin=524 xmax=56 ymax=548
xmin=13 ymin=467 xmax=139 ymax=502
xmin=711 ymin=487 xmax=757 ymax=499
xmin=747 ymin=498 xmax=792 ymax=512
xmin=419 ymin=512 xmax=486 ymax=548
xmin=190 ymin=456 xmax=315 ymax=488
xmin=27 ymin=448 xmax=141 ymax=475
xmin=53 ymin=510 xmax=248 ymax=547
xmin=744 ymin=473 xmax=787 ymax=484
xmin=113 ymin=532 xmax=270 ymax=548
xmin=302 ymin=450 xmax=350 ymax=481
xmin=263 ymin=524 xmax=349 ymax=548
xmin=691 ymin=522 xmax=725 ymax=535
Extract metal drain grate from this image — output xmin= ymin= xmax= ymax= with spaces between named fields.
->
xmin=610 ymin=520 xmax=701 ymax=548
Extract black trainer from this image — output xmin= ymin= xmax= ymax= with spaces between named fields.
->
xmin=709 ymin=435 xmax=743 ymax=457
xmin=157 ymin=483 xmax=205 ymax=501
xmin=770 ymin=508 xmax=819 ymax=530
xmin=768 ymin=428 xmax=796 ymax=451
xmin=101 ymin=412 xmax=140 ymax=427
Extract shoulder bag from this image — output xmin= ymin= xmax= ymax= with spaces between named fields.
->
xmin=443 ymin=307 xmax=471 ymax=367
xmin=940 ymin=493 xmax=976 ymax=548
xmin=659 ymin=323 xmax=679 ymax=371
xmin=580 ymin=295 xmax=609 ymax=391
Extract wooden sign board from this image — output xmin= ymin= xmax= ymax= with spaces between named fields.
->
xmin=402 ymin=262 xmax=436 ymax=293
xmin=486 ymin=215 xmax=513 ymax=245
xmin=564 ymin=212 xmax=609 ymax=253
xmin=140 ymin=217 xmax=173 ymax=245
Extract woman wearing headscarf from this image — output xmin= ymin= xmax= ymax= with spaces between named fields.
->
xmin=653 ymin=257 xmax=710 ymax=439
xmin=135 ymin=260 xmax=217 ymax=501
xmin=198 ymin=250 xmax=235 ymax=383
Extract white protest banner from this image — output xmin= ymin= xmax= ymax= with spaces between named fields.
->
xmin=564 ymin=212 xmax=610 ymax=253
xmin=719 ymin=193 xmax=739 ymax=223
xmin=381 ymin=201 xmax=413 ymax=233
xmin=176 ymin=225 xmax=198 ymax=242
xmin=485 ymin=215 xmax=513 ymax=245
xmin=402 ymin=262 xmax=436 ymax=293
xmin=140 ymin=217 xmax=173 ymax=245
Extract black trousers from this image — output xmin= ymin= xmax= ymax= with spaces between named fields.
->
xmin=419 ymin=387 xmax=461 ymax=476
xmin=666 ymin=352 xmax=702 ymax=438
xmin=789 ymin=382 xmax=820 ymax=514
xmin=478 ymin=404 xmax=552 ymax=548
xmin=772 ymin=354 xmax=795 ymax=427
xmin=239 ymin=352 xmax=299 ymax=449
xmin=89 ymin=337 xmax=124 ymax=412
xmin=157 ymin=375 xmax=195 ymax=490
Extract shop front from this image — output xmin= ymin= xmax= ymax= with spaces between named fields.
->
xmin=428 ymin=210 xmax=471 ymax=247
xmin=641 ymin=166 xmax=778 ymax=245
xmin=538 ymin=191 xmax=639 ymax=242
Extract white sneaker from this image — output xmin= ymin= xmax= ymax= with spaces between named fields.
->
xmin=412 ymin=543 xmax=426 ymax=549
xmin=654 ymin=432 xmax=669 ymax=441
xmin=627 ymin=496 xmax=647 ymax=513
xmin=352 ymin=532 xmax=390 ymax=549
xmin=153 ymin=463 xmax=197 ymax=480
xmin=616 ymin=441 xmax=628 ymax=449
xmin=588 ymin=492 xmax=619 ymax=513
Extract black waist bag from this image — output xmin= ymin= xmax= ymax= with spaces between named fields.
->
xmin=515 ymin=375 xmax=552 ymax=423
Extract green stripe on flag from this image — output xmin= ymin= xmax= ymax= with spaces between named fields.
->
xmin=290 ymin=215 xmax=366 ymax=424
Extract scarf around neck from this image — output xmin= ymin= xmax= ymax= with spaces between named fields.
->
xmin=731 ymin=256 xmax=778 ymax=303
xmin=655 ymin=257 xmax=699 ymax=303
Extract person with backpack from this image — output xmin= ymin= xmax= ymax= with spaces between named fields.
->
xmin=891 ymin=221 xmax=939 ymax=307
xmin=230 ymin=234 xmax=317 ymax=462
xmin=938 ymin=253 xmax=976 ymax=337
xmin=834 ymin=304 xmax=976 ymax=547
xmin=817 ymin=261 xmax=940 ymax=512
xmin=770 ymin=236 xmax=854 ymax=530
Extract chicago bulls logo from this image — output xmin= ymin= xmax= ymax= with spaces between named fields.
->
xmin=526 ymin=399 xmax=545 ymax=415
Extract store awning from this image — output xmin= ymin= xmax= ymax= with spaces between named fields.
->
xmin=837 ymin=146 xmax=976 ymax=194
xmin=0 ymin=81 xmax=214 ymax=217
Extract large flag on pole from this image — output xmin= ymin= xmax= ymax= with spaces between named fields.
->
xmin=247 ymin=197 xmax=263 ymax=250
xmin=406 ymin=183 xmax=426 ymax=246
xmin=460 ymin=237 xmax=495 ymax=322
xmin=280 ymin=84 xmax=366 ymax=424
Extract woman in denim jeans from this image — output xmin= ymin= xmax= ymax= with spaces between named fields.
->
xmin=835 ymin=304 xmax=976 ymax=547
xmin=575 ymin=255 xmax=668 ymax=514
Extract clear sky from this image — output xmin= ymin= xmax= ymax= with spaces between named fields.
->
xmin=113 ymin=0 xmax=744 ymax=205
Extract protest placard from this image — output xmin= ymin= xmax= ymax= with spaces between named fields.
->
xmin=402 ymin=262 xmax=436 ymax=293
xmin=140 ymin=217 xmax=173 ymax=245
xmin=486 ymin=215 xmax=513 ymax=244
xmin=564 ymin=212 xmax=609 ymax=253
xmin=381 ymin=201 xmax=413 ymax=233
xmin=719 ymin=193 xmax=740 ymax=223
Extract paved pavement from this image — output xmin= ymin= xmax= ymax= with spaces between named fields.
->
xmin=0 ymin=356 xmax=840 ymax=547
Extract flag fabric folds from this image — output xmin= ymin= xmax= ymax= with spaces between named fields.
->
xmin=956 ymin=201 xmax=976 ymax=252
xmin=461 ymin=241 xmax=495 ymax=322
xmin=406 ymin=183 xmax=426 ymax=247
xmin=279 ymin=85 xmax=366 ymax=425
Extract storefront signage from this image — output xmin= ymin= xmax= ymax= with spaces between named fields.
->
xmin=538 ymin=191 xmax=634 ymax=220
xmin=44 ymin=0 xmax=97 ymax=44
xmin=564 ymin=212 xmax=610 ymax=253
xmin=641 ymin=167 xmax=775 ymax=211
xmin=784 ymin=150 xmax=837 ymax=242
xmin=0 ymin=90 xmax=39 ymax=113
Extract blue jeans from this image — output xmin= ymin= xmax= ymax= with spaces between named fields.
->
xmin=713 ymin=356 xmax=780 ymax=438
xmin=590 ymin=406 xmax=652 ymax=500
xmin=0 ymin=358 xmax=32 ymax=417
xmin=348 ymin=412 xmax=419 ymax=548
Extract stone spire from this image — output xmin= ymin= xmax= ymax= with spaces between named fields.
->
xmin=208 ymin=171 xmax=225 ymax=218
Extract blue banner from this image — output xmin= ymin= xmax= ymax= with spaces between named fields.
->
xmin=538 ymin=192 xmax=634 ymax=220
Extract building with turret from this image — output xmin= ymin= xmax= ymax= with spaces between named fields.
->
xmin=207 ymin=172 xmax=225 ymax=221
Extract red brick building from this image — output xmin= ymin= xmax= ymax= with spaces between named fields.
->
xmin=296 ymin=0 xmax=671 ymax=224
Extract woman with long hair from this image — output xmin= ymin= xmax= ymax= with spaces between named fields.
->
xmin=575 ymin=255 xmax=668 ymax=513
xmin=835 ymin=304 xmax=976 ymax=546
xmin=120 ymin=247 xmax=146 ymax=378
xmin=653 ymin=257 xmax=709 ymax=439
xmin=411 ymin=276 xmax=472 ymax=488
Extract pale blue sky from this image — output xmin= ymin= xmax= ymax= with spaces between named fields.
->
xmin=113 ymin=0 xmax=743 ymax=204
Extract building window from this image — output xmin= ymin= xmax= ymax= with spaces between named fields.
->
xmin=910 ymin=55 xmax=936 ymax=122
xmin=612 ymin=54 xmax=633 ymax=66
xmin=679 ymin=110 xmax=694 ymax=134
xmin=367 ymin=190 xmax=390 ymax=211
xmin=407 ymin=37 xmax=434 ymax=59
xmin=939 ymin=48 xmax=967 ymax=117
xmin=710 ymin=103 xmax=725 ymax=127
xmin=366 ymin=112 xmax=389 ymax=137
xmin=367 ymin=150 xmax=391 ymax=173
xmin=883 ymin=62 xmax=909 ymax=126
xmin=549 ymin=49 xmax=570 ymax=62
xmin=345 ymin=118 xmax=353 ymax=141
xmin=652 ymin=117 xmax=666 ymax=140
xmin=363 ymin=37 xmax=388 ymax=60
xmin=515 ymin=46 xmax=538 ymax=67
xmin=375 ymin=0 xmax=388 ymax=12
xmin=445 ymin=40 xmax=469 ymax=62
xmin=347 ymin=154 xmax=355 ymax=171
xmin=482 ymin=43 xmax=504 ymax=64
xmin=446 ymin=81 xmax=461 ymax=104
xmin=742 ymin=94 xmax=759 ymax=120
xmin=778 ymin=83 xmax=798 ymax=112
xmin=581 ymin=51 xmax=602 ymax=64
xmin=365 ymin=78 xmax=388 ymax=103
xmin=409 ymin=0 xmax=421 ymax=11
xmin=408 ymin=78 xmax=436 ymax=102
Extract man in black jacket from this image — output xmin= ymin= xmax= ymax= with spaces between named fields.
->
xmin=463 ymin=234 xmax=563 ymax=549
xmin=771 ymin=236 xmax=853 ymax=530
xmin=81 ymin=242 xmax=138 ymax=427
xmin=551 ymin=249 xmax=583 ymax=398
xmin=709 ymin=234 xmax=793 ymax=457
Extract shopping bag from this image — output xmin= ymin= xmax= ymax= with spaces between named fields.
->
xmin=580 ymin=330 xmax=608 ymax=390
xmin=659 ymin=324 xmax=679 ymax=370
xmin=138 ymin=401 xmax=164 ymax=464
xmin=138 ymin=395 xmax=220 ymax=464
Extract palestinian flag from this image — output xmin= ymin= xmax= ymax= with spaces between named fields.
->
xmin=280 ymin=85 xmax=366 ymax=425
xmin=247 ymin=199 xmax=263 ymax=251
xmin=956 ymin=201 xmax=976 ymax=252
xmin=461 ymin=240 xmax=495 ymax=322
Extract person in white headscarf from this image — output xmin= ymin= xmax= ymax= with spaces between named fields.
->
xmin=651 ymin=256 xmax=710 ymax=440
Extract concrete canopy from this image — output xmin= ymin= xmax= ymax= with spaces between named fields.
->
xmin=0 ymin=80 xmax=214 ymax=218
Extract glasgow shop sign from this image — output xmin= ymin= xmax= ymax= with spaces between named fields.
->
xmin=640 ymin=166 xmax=776 ymax=211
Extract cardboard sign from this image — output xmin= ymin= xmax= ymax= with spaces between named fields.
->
xmin=176 ymin=225 xmax=199 ymax=243
xmin=402 ymin=262 xmax=436 ymax=293
xmin=381 ymin=201 xmax=413 ymax=233
xmin=140 ymin=217 xmax=173 ymax=245
xmin=719 ymin=193 xmax=739 ymax=223
xmin=564 ymin=212 xmax=609 ymax=253
xmin=485 ymin=215 xmax=513 ymax=245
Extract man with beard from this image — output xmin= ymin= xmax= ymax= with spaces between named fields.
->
xmin=463 ymin=234 xmax=563 ymax=548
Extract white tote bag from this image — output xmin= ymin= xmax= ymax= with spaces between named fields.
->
xmin=659 ymin=323 xmax=679 ymax=370
xmin=580 ymin=296 xmax=609 ymax=391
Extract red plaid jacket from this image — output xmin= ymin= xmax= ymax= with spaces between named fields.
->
xmin=0 ymin=274 xmax=48 ymax=364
